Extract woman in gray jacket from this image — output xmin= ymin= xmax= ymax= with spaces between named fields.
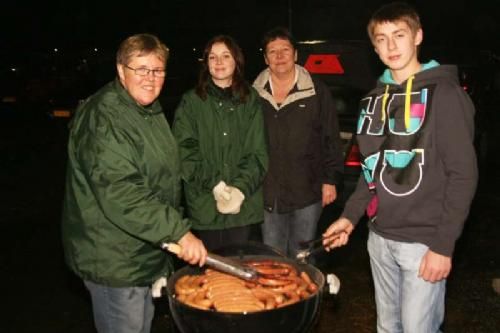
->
xmin=253 ymin=27 xmax=344 ymax=259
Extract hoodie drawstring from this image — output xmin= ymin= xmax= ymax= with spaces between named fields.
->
xmin=381 ymin=85 xmax=389 ymax=123
xmin=404 ymin=75 xmax=415 ymax=131
xmin=382 ymin=75 xmax=415 ymax=132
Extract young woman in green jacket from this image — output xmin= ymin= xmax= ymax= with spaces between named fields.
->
xmin=173 ymin=35 xmax=268 ymax=251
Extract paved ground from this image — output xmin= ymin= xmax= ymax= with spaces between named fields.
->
xmin=1 ymin=115 xmax=499 ymax=332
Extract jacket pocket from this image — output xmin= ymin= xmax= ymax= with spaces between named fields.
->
xmin=185 ymin=189 xmax=218 ymax=228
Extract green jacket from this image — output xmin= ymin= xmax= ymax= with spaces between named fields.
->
xmin=173 ymin=82 xmax=268 ymax=230
xmin=62 ymin=80 xmax=190 ymax=287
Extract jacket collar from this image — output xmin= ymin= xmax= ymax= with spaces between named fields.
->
xmin=253 ymin=64 xmax=315 ymax=110
xmin=207 ymin=79 xmax=238 ymax=103
xmin=114 ymin=79 xmax=163 ymax=116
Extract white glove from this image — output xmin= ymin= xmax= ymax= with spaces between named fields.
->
xmin=213 ymin=181 xmax=231 ymax=201
xmin=216 ymin=186 xmax=245 ymax=214
xmin=152 ymin=276 xmax=167 ymax=298
xmin=327 ymin=273 xmax=341 ymax=295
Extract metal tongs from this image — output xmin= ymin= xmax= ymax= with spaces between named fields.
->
xmin=296 ymin=231 xmax=344 ymax=262
xmin=162 ymin=242 xmax=259 ymax=281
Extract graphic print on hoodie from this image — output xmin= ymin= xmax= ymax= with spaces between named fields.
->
xmin=343 ymin=60 xmax=478 ymax=256
xmin=358 ymin=78 xmax=432 ymax=197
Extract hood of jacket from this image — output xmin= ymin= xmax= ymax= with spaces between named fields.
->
xmin=379 ymin=60 xmax=441 ymax=85
xmin=253 ymin=64 xmax=316 ymax=110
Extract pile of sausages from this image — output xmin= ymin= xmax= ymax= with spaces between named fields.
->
xmin=174 ymin=259 xmax=318 ymax=313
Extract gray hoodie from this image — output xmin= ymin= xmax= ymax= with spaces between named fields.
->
xmin=342 ymin=61 xmax=478 ymax=256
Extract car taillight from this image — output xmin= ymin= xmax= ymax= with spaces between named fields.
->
xmin=304 ymin=54 xmax=344 ymax=74
xmin=345 ymin=142 xmax=361 ymax=167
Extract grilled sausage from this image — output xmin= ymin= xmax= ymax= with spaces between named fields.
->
xmin=174 ymin=260 xmax=320 ymax=313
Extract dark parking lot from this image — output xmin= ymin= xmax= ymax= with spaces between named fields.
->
xmin=2 ymin=0 xmax=500 ymax=330
xmin=1 ymin=103 xmax=499 ymax=332
xmin=2 ymin=44 xmax=500 ymax=333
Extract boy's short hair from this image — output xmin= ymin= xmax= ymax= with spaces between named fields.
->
xmin=367 ymin=2 xmax=421 ymax=42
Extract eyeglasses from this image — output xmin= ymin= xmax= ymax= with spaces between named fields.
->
xmin=123 ymin=64 xmax=166 ymax=78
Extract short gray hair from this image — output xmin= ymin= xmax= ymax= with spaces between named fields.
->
xmin=116 ymin=33 xmax=169 ymax=66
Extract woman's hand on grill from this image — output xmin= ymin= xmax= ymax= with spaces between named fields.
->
xmin=177 ymin=232 xmax=208 ymax=266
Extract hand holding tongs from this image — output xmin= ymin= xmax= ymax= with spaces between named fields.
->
xmin=296 ymin=231 xmax=345 ymax=262
xmin=162 ymin=242 xmax=259 ymax=281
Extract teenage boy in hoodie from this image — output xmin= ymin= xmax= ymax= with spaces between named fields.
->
xmin=322 ymin=2 xmax=478 ymax=332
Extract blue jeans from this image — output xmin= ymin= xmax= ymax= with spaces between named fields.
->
xmin=84 ymin=280 xmax=154 ymax=333
xmin=262 ymin=201 xmax=322 ymax=258
xmin=367 ymin=231 xmax=445 ymax=333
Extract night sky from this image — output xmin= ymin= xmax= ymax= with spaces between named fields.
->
xmin=3 ymin=0 xmax=499 ymax=54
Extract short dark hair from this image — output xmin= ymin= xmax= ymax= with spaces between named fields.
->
xmin=367 ymin=2 xmax=421 ymax=42
xmin=261 ymin=27 xmax=297 ymax=53
xmin=195 ymin=35 xmax=250 ymax=102
xmin=116 ymin=33 xmax=169 ymax=66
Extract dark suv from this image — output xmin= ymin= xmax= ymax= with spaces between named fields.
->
xmin=420 ymin=46 xmax=500 ymax=167
xmin=296 ymin=40 xmax=381 ymax=204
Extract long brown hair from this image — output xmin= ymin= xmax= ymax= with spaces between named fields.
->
xmin=195 ymin=35 xmax=250 ymax=102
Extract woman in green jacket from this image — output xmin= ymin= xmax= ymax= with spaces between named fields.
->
xmin=173 ymin=35 xmax=268 ymax=251
xmin=62 ymin=34 xmax=207 ymax=333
